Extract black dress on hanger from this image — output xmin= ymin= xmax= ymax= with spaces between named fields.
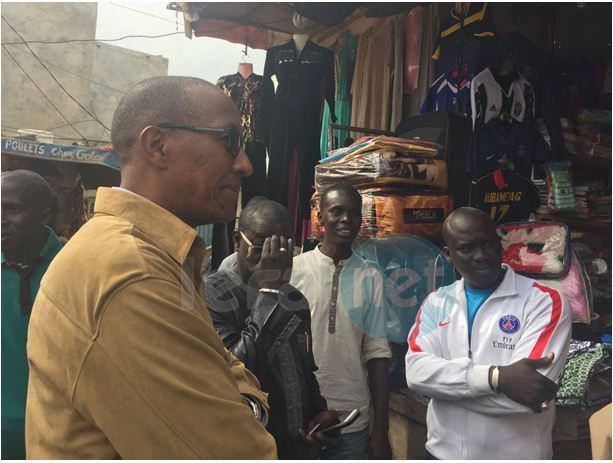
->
xmin=264 ymin=39 xmax=336 ymax=244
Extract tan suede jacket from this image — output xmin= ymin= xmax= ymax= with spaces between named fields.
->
xmin=25 ymin=187 xmax=277 ymax=459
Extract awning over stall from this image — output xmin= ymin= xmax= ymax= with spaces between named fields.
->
xmin=170 ymin=2 xmax=424 ymax=49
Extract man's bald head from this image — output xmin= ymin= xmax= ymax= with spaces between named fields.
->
xmin=1 ymin=170 xmax=55 ymax=212
xmin=111 ymin=76 xmax=218 ymax=164
xmin=109 ymin=75 xmax=251 ymax=227
xmin=442 ymin=207 xmax=495 ymax=246
xmin=239 ymin=199 xmax=291 ymax=238
xmin=442 ymin=207 xmax=503 ymax=288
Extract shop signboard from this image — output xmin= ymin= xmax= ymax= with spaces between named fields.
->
xmin=1 ymin=137 xmax=120 ymax=170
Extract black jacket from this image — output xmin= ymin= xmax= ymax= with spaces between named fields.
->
xmin=203 ymin=270 xmax=327 ymax=459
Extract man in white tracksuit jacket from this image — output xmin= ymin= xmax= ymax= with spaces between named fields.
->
xmin=405 ymin=207 xmax=571 ymax=460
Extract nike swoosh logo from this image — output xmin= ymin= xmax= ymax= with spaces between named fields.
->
xmin=485 ymin=153 xmax=497 ymax=160
xmin=438 ymin=321 xmax=451 ymax=327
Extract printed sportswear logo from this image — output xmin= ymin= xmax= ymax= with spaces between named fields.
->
xmin=499 ymin=315 xmax=520 ymax=334
xmin=438 ymin=320 xmax=451 ymax=327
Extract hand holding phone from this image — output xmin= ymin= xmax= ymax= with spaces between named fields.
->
xmin=308 ymin=408 xmax=360 ymax=436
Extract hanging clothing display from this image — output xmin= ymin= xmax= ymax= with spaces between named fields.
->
xmin=350 ymin=17 xmax=395 ymax=133
xmin=264 ymin=39 xmax=336 ymax=244
xmin=470 ymin=67 xmax=535 ymax=130
xmin=432 ymin=2 xmax=497 ymax=76
xmin=404 ymin=4 xmax=438 ymax=116
xmin=468 ymin=119 xmax=549 ymax=177
xmin=390 ymin=12 xmax=406 ymax=131
xmin=420 ymin=66 xmax=473 ymax=117
xmin=320 ymin=31 xmax=358 ymax=157
xmin=404 ymin=7 xmax=424 ymax=96
xmin=216 ymin=72 xmax=274 ymax=204
xmin=349 ymin=13 xmax=405 ymax=134
xmin=432 ymin=3 xmax=496 ymax=60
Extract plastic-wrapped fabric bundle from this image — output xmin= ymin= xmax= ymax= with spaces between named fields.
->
xmin=315 ymin=148 xmax=448 ymax=192
xmin=315 ymin=135 xmax=445 ymax=192
xmin=537 ymin=251 xmax=593 ymax=324
xmin=545 ymin=161 xmax=577 ymax=212
xmin=311 ymin=188 xmax=453 ymax=240
xmin=320 ymin=135 xmax=440 ymax=164
xmin=496 ymin=222 xmax=571 ymax=278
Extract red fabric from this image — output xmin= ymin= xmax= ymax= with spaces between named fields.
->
xmin=529 ymin=283 xmax=563 ymax=359
xmin=403 ymin=7 xmax=423 ymax=95
xmin=502 ymin=242 xmax=544 ymax=274
xmin=493 ymin=168 xmax=507 ymax=190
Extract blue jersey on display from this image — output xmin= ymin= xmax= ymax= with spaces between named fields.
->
xmin=421 ymin=68 xmax=472 ymax=117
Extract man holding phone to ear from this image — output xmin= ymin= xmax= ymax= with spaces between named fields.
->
xmin=204 ymin=199 xmax=341 ymax=459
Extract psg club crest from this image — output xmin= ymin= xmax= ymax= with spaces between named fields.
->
xmin=499 ymin=315 xmax=520 ymax=334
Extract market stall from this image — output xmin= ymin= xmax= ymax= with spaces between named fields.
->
xmin=172 ymin=2 xmax=612 ymax=458
xmin=1 ymin=137 xmax=120 ymax=239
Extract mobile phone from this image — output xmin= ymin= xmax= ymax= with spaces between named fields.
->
xmin=308 ymin=408 xmax=361 ymax=436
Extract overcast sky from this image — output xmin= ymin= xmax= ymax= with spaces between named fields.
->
xmin=95 ymin=2 xmax=267 ymax=83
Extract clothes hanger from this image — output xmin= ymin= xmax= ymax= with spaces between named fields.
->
xmin=237 ymin=35 xmax=254 ymax=79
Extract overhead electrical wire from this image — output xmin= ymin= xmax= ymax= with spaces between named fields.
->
xmin=1 ymin=31 xmax=184 ymax=45
xmin=2 ymin=17 xmax=298 ymax=49
xmin=44 ymin=119 xmax=99 ymax=132
xmin=1 ymin=16 xmax=111 ymax=132
xmin=4 ymin=44 xmax=126 ymax=94
xmin=1 ymin=44 xmax=87 ymax=140
xmin=108 ymin=2 xmax=177 ymax=24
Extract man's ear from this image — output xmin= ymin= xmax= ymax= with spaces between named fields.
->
xmin=232 ymin=229 xmax=241 ymax=252
xmin=139 ymin=126 xmax=168 ymax=170
xmin=40 ymin=207 xmax=53 ymax=227
xmin=442 ymin=246 xmax=452 ymax=264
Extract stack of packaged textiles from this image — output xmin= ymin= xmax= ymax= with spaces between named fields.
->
xmin=311 ymin=136 xmax=454 ymax=241
xmin=544 ymin=161 xmax=577 ymax=212
xmin=315 ymin=136 xmax=444 ymax=191
xmin=532 ymin=176 xmax=549 ymax=214
xmin=573 ymin=184 xmax=590 ymax=218
xmin=589 ymin=195 xmax=612 ymax=223
xmin=576 ymin=109 xmax=612 ymax=160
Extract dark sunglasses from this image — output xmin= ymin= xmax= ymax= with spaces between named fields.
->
xmin=157 ymin=123 xmax=241 ymax=158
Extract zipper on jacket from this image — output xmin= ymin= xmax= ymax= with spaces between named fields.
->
xmin=467 ymin=308 xmax=472 ymax=360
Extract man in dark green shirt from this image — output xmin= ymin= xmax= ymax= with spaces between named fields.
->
xmin=1 ymin=170 xmax=63 ymax=459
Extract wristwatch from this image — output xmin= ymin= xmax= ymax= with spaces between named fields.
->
xmin=242 ymin=395 xmax=267 ymax=424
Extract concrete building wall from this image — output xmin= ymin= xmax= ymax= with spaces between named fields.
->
xmin=88 ymin=42 xmax=168 ymax=134
xmin=1 ymin=2 xmax=168 ymax=146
